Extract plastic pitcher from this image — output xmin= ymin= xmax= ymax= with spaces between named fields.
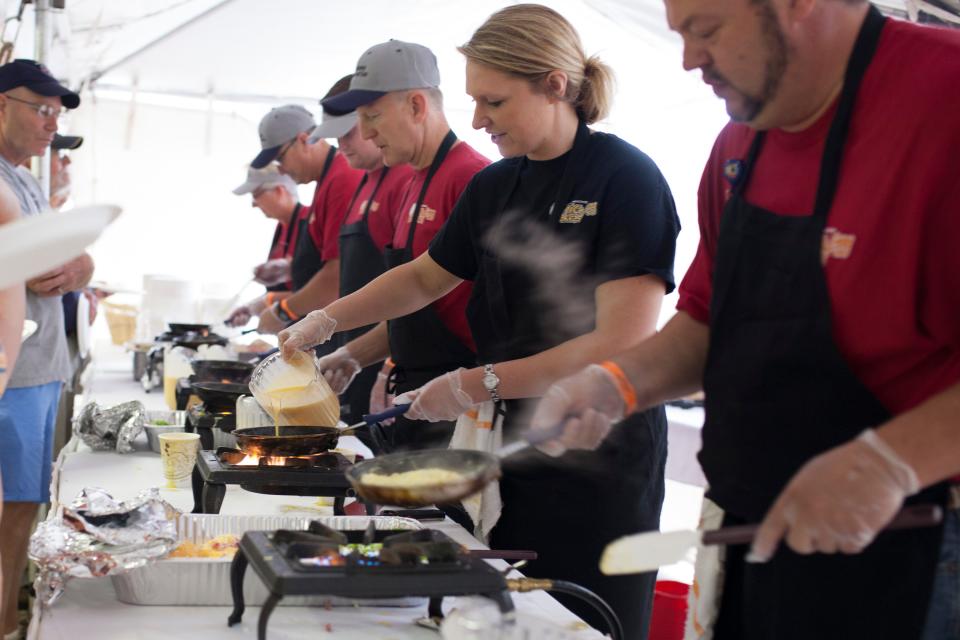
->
xmin=248 ymin=351 xmax=340 ymax=427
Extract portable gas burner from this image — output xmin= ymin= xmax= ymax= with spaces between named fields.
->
xmin=228 ymin=524 xmax=514 ymax=640
xmin=191 ymin=447 xmax=370 ymax=516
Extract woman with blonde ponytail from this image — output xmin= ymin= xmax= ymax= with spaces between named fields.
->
xmin=277 ymin=8 xmax=679 ymax=635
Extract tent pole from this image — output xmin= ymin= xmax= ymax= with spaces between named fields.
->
xmin=34 ymin=0 xmax=52 ymax=200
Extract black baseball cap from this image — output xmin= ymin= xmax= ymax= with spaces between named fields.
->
xmin=0 ymin=59 xmax=80 ymax=109
xmin=52 ymin=133 xmax=83 ymax=150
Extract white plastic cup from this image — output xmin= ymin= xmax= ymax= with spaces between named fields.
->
xmin=159 ymin=431 xmax=200 ymax=489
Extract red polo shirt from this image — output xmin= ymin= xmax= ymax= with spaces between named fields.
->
xmin=392 ymin=141 xmax=490 ymax=352
xmin=306 ymin=149 xmax=363 ymax=262
xmin=343 ymin=164 xmax=416 ymax=251
xmin=678 ymin=17 xmax=960 ymax=416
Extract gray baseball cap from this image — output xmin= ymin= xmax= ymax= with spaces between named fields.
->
xmin=307 ymin=109 xmax=358 ymax=143
xmin=250 ymin=104 xmax=316 ymax=168
xmin=232 ymin=165 xmax=298 ymax=196
xmin=322 ymin=40 xmax=440 ymax=115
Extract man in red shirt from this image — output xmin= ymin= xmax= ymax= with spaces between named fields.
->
xmin=279 ymin=40 xmax=489 ymax=451
xmin=305 ymin=74 xmax=415 ymax=425
xmin=225 ymin=167 xmax=302 ymax=327
xmin=249 ymin=104 xmax=362 ymax=338
xmin=530 ymin=2 xmax=960 ymax=638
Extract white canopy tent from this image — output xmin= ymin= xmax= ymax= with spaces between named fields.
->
xmin=1 ymin=0 xmax=956 ymax=324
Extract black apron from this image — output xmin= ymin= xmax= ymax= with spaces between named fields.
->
xmin=265 ymin=207 xmax=300 ymax=293
xmin=336 ymin=168 xmax=390 ymax=425
xmin=700 ymin=8 xmax=947 ymax=639
xmin=290 ymin=147 xmax=337 ymax=358
xmin=472 ymin=121 xmax=667 ymax=639
xmin=382 ymin=131 xmax=477 ymax=452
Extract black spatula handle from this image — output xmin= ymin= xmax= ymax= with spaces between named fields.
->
xmin=701 ymin=504 xmax=943 ymax=546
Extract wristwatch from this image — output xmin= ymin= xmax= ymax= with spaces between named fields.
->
xmin=482 ymin=364 xmax=501 ymax=402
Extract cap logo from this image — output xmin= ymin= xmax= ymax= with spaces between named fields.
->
xmin=355 ymin=65 xmax=368 ymax=78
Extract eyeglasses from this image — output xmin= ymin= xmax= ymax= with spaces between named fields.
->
xmin=274 ymin=139 xmax=296 ymax=165
xmin=3 ymin=94 xmax=65 ymax=119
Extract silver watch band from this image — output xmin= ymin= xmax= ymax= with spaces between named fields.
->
xmin=483 ymin=363 xmax=501 ymax=402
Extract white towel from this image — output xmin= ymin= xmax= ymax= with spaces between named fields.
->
xmin=684 ymin=497 xmax=726 ymax=640
xmin=449 ymin=401 xmax=504 ymax=544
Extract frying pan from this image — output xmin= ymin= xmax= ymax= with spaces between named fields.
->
xmin=232 ymin=403 xmax=412 ymax=458
xmin=190 ymin=381 xmax=250 ymax=413
xmin=346 ymin=417 xmax=563 ymax=507
xmin=173 ymin=333 xmax=228 ymax=351
xmin=190 ymin=360 xmax=254 ymax=384
xmin=168 ymin=322 xmax=211 ymax=336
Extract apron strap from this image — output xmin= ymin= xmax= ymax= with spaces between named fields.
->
xmin=402 ymin=130 xmax=458 ymax=257
xmin=361 ymin=167 xmax=390 ymax=225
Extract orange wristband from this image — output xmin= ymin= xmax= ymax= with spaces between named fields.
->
xmin=385 ymin=357 xmax=395 ymax=368
xmin=599 ymin=361 xmax=637 ymax=414
xmin=279 ymin=298 xmax=300 ymax=321
xmin=265 ymin=292 xmax=276 ymax=306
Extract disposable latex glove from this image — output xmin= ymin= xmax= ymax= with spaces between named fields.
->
xmin=257 ymin=305 xmax=287 ymax=335
xmin=368 ymin=361 xmax=395 ymax=423
xmin=529 ymin=364 xmax=625 ymax=457
xmin=226 ymin=295 xmax=270 ymax=327
xmin=318 ymin=346 xmax=362 ymax=395
xmin=253 ymin=258 xmax=291 ymax=287
xmin=278 ymin=309 xmax=337 ymax=361
xmin=399 ymin=368 xmax=477 ymax=422
xmin=750 ymin=429 xmax=919 ymax=562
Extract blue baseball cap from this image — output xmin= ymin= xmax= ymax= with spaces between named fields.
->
xmin=0 ymin=59 xmax=80 ymax=109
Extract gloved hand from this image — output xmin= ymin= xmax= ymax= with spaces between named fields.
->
xmin=369 ymin=361 xmax=395 ymax=422
xmin=750 ymin=429 xmax=919 ymax=562
xmin=253 ymin=258 xmax=291 ymax=287
xmin=257 ymin=304 xmax=286 ymax=335
xmin=529 ymin=364 xmax=625 ymax=457
xmin=318 ymin=346 xmax=362 ymax=395
xmin=226 ymin=295 xmax=270 ymax=328
xmin=398 ymin=368 xmax=477 ymax=422
xmin=278 ymin=309 xmax=337 ymax=361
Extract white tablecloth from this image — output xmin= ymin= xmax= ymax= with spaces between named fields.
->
xmin=29 ymin=347 xmax=607 ymax=639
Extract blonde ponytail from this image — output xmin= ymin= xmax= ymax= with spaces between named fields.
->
xmin=459 ymin=4 xmax=615 ymax=124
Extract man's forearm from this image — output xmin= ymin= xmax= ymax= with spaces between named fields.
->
xmin=345 ymin=322 xmax=390 ymax=368
xmin=877 ymin=381 xmax=960 ymax=488
xmin=287 ymin=259 xmax=340 ymax=316
xmin=615 ymin=311 xmax=710 ymax=412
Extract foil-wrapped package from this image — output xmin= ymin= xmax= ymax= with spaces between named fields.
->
xmin=74 ymin=400 xmax=146 ymax=453
xmin=30 ymin=487 xmax=180 ymax=605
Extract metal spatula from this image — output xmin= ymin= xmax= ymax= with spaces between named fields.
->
xmin=600 ymin=504 xmax=943 ymax=575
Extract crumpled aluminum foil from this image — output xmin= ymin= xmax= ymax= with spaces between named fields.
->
xmin=29 ymin=487 xmax=180 ymax=605
xmin=74 ymin=400 xmax=146 ymax=453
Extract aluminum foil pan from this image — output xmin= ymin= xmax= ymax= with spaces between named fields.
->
xmin=74 ymin=400 xmax=146 ymax=453
xmin=30 ymin=487 xmax=180 ymax=605
xmin=112 ymin=514 xmax=425 ymax=607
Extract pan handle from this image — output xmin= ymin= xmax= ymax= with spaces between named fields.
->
xmin=701 ymin=504 xmax=944 ymax=546
xmin=362 ymin=403 xmax=411 ymax=426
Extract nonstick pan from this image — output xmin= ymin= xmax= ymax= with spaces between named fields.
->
xmin=346 ymin=417 xmax=563 ymax=507
xmin=190 ymin=359 xmax=254 ymax=384
xmin=232 ymin=404 xmax=410 ymax=457
xmin=190 ymin=381 xmax=250 ymax=413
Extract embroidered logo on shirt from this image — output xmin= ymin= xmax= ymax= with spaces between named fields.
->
xmin=358 ymin=199 xmax=379 ymax=213
xmin=409 ymin=203 xmax=437 ymax=223
xmin=723 ymin=159 xmax=743 ymax=185
xmin=308 ymin=212 xmax=316 ymax=225
xmin=558 ymin=200 xmax=598 ymax=224
xmin=821 ymin=227 xmax=857 ymax=264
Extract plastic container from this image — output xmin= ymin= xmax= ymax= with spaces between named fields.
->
xmin=143 ymin=410 xmax=187 ymax=453
xmin=249 ymin=351 xmax=340 ymax=426
xmin=111 ymin=514 xmax=424 ymax=606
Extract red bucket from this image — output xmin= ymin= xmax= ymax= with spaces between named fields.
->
xmin=648 ymin=580 xmax=690 ymax=640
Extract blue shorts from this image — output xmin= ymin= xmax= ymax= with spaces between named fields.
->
xmin=0 ymin=381 xmax=62 ymax=502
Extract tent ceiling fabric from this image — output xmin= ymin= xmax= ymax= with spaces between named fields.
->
xmin=72 ymin=0 xmax=690 ymax=104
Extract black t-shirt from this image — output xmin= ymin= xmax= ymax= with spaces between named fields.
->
xmin=429 ymin=129 xmax=680 ymax=361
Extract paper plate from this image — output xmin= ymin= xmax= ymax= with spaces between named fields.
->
xmin=0 ymin=204 xmax=122 ymax=289
xmin=21 ymin=319 xmax=38 ymax=342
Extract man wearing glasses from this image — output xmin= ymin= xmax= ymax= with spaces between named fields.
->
xmin=0 ymin=58 xmax=91 ymax=639
xmin=247 ymin=104 xmax=362 ymax=345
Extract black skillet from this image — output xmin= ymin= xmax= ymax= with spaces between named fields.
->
xmin=232 ymin=404 xmax=410 ymax=457
xmin=190 ymin=381 xmax=250 ymax=413
xmin=190 ymin=360 xmax=254 ymax=384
